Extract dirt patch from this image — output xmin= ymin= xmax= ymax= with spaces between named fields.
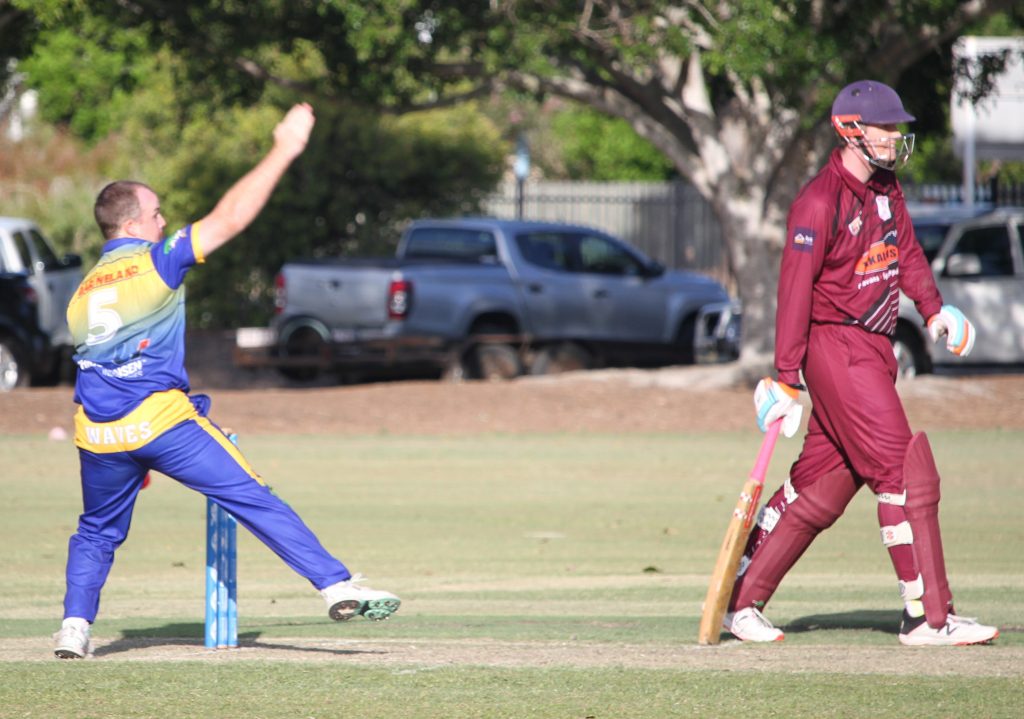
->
xmin=3 ymin=365 xmax=1024 ymax=437
xmin=2 ymin=635 xmax=1019 ymax=676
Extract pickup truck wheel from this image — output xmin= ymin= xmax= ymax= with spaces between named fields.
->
xmin=466 ymin=343 xmax=522 ymax=381
xmin=0 ymin=336 xmax=29 ymax=391
xmin=529 ymin=342 xmax=593 ymax=376
xmin=673 ymin=315 xmax=697 ymax=365
xmin=277 ymin=326 xmax=326 ymax=382
xmin=892 ymin=324 xmax=931 ymax=379
xmin=31 ymin=345 xmax=67 ymax=387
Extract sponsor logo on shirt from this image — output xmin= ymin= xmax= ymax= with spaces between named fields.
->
xmin=855 ymin=236 xmax=899 ymax=276
xmin=848 ymin=215 xmax=863 ymax=236
xmin=163 ymin=228 xmax=187 ymax=254
xmin=105 ymin=359 xmax=144 ymax=379
xmin=855 ymin=232 xmax=900 ymax=290
xmin=792 ymin=227 xmax=815 ymax=252
xmin=76 ymin=358 xmax=145 ymax=379
xmin=76 ymin=264 xmax=140 ymax=296
xmin=876 ymin=196 xmax=892 ymax=221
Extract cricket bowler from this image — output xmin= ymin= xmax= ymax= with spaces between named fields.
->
xmin=54 ymin=104 xmax=400 ymax=659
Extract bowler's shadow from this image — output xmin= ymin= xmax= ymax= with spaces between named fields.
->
xmin=783 ymin=610 xmax=899 ymax=636
xmin=93 ymin=622 xmax=386 ymax=658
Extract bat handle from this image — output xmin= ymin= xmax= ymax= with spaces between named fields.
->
xmin=749 ymin=419 xmax=783 ymax=486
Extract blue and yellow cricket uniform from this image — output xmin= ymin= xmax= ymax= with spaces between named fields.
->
xmin=63 ymin=226 xmax=348 ymax=623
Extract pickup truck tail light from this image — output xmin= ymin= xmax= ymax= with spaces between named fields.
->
xmin=388 ymin=278 xmax=412 ymax=319
xmin=274 ymin=272 xmax=285 ymax=315
xmin=17 ymin=285 xmax=38 ymax=305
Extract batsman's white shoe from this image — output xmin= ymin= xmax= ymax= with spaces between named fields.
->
xmin=321 ymin=574 xmax=401 ymax=621
xmin=53 ymin=620 xmax=93 ymax=659
xmin=723 ymin=607 xmax=785 ymax=642
xmin=898 ymin=611 xmax=999 ymax=647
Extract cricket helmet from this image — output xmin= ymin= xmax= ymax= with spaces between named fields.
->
xmin=831 ymin=80 xmax=915 ymax=171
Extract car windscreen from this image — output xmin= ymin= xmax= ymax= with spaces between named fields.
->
xmin=944 ymin=224 xmax=1014 ymax=277
xmin=912 ymin=223 xmax=950 ymax=264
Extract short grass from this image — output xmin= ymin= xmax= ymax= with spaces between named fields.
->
xmin=0 ymin=429 xmax=1021 ymax=718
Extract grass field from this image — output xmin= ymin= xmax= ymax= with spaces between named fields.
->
xmin=1 ymin=430 xmax=1021 ymax=718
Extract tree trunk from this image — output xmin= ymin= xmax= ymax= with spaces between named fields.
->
xmin=714 ymin=194 xmax=785 ymax=380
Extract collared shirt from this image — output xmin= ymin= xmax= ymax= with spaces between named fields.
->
xmin=67 ymin=224 xmax=206 ymax=422
xmin=775 ymin=149 xmax=941 ymax=385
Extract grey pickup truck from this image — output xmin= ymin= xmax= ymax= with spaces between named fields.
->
xmin=236 ymin=218 xmax=741 ymax=380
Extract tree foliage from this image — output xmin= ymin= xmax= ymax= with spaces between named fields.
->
xmin=174 ymin=101 xmax=504 ymax=327
xmin=12 ymin=1 xmax=506 ymax=327
xmin=550 ymin=104 xmax=675 ymax=181
xmin=0 ymin=0 xmax=35 ymax=90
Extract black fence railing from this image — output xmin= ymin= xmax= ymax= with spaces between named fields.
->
xmin=483 ymin=180 xmax=1024 ymax=288
xmin=904 ymin=180 xmax=1024 ymax=206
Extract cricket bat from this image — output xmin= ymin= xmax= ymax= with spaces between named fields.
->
xmin=697 ymin=419 xmax=783 ymax=645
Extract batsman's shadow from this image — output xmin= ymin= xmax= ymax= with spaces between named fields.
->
xmin=94 ymin=623 xmax=386 ymax=658
xmin=783 ymin=610 xmax=898 ymax=636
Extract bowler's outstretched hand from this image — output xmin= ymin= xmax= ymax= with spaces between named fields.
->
xmin=274 ymin=103 xmax=316 ymax=160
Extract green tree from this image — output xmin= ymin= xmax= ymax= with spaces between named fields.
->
xmin=16 ymin=22 xmax=155 ymax=141
xmin=170 ymin=101 xmax=504 ymax=327
xmin=550 ymin=104 xmax=675 ymax=181
xmin=14 ymin=1 xmax=1024 ymax=353
xmin=0 ymin=0 xmax=34 ymax=91
xmin=13 ymin=2 xmax=505 ymax=327
xmin=479 ymin=1 xmax=1022 ymax=364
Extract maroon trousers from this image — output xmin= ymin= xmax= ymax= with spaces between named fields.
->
xmin=732 ymin=323 xmax=918 ymax=610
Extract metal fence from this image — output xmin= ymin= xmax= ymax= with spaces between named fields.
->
xmin=483 ymin=179 xmax=1024 ymax=283
xmin=483 ymin=180 xmax=726 ymax=281
xmin=904 ymin=180 xmax=1024 ymax=206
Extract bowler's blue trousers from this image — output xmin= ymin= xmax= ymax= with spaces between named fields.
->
xmin=64 ymin=417 xmax=350 ymax=622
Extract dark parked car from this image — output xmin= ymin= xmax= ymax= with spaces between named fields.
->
xmin=0 ymin=272 xmax=55 ymax=391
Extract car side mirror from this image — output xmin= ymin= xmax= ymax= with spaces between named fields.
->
xmin=61 ymin=253 xmax=83 ymax=269
xmin=645 ymin=260 xmax=666 ymax=278
xmin=944 ymin=252 xmax=982 ymax=277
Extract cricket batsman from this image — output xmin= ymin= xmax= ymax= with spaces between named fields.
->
xmin=722 ymin=80 xmax=999 ymax=646
xmin=54 ymin=104 xmax=400 ymax=659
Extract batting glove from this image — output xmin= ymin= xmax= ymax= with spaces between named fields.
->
xmin=927 ymin=304 xmax=975 ymax=357
xmin=753 ymin=377 xmax=804 ymax=438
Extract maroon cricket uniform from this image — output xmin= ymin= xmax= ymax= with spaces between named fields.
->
xmin=731 ymin=148 xmax=944 ymax=610
xmin=777 ymin=148 xmax=941 ymax=491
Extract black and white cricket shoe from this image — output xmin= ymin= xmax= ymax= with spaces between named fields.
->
xmin=898 ymin=610 xmax=998 ymax=646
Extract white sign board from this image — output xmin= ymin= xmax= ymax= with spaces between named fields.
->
xmin=951 ymin=36 xmax=1024 ymax=161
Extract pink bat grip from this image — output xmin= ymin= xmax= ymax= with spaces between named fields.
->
xmin=749 ymin=419 xmax=783 ymax=485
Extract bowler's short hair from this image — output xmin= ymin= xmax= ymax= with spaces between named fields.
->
xmin=94 ymin=181 xmax=154 ymax=240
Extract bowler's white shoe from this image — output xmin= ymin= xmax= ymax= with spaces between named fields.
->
xmin=321 ymin=574 xmax=401 ymax=621
xmin=898 ymin=611 xmax=998 ymax=646
xmin=723 ymin=607 xmax=785 ymax=642
xmin=53 ymin=620 xmax=93 ymax=659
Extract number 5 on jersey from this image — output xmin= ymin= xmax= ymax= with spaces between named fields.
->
xmin=87 ymin=287 xmax=123 ymax=345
